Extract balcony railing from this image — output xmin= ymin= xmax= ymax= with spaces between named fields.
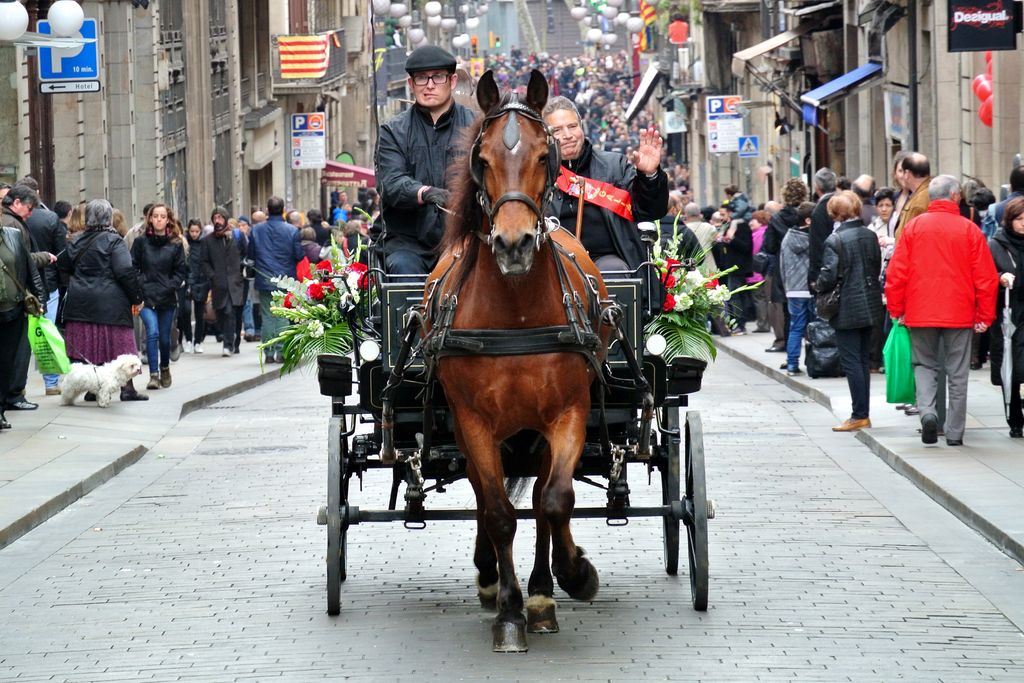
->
xmin=272 ymin=29 xmax=347 ymax=94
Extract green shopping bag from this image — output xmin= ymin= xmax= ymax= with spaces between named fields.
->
xmin=883 ymin=320 xmax=916 ymax=404
xmin=27 ymin=315 xmax=70 ymax=375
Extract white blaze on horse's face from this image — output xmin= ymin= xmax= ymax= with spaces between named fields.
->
xmin=480 ymin=109 xmax=550 ymax=278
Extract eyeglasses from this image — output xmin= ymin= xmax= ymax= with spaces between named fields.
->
xmin=411 ymin=73 xmax=451 ymax=86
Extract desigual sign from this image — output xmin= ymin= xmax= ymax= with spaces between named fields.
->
xmin=948 ymin=0 xmax=1018 ymax=52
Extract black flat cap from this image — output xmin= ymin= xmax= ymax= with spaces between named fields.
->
xmin=405 ymin=45 xmax=457 ymax=74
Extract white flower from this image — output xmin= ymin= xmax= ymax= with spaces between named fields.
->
xmin=673 ymin=293 xmax=693 ymax=311
xmin=685 ymin=269 xmax=704 ymax=285
xmin=308 ymin=320 xmax=325 ymax=338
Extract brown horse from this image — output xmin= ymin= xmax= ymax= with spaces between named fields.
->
xmin=423 ymin=70 xmax=612 ymax=652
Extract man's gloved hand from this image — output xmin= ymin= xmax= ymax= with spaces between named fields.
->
xmin=423 ymin=187 xmax=450 ymax=207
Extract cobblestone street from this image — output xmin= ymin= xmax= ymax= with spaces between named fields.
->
xmin=1 ymin=355 xmax=1023 ymax=681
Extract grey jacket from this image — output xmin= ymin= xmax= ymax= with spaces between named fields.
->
xmin=779 ymin=227 xmax=811 ymax=297
xmin=815 ymin=220 xmax=883 ymax=329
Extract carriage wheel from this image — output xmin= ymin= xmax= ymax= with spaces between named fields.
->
xmin=660 ymin=405 xmax=681 ymax=575
xmin=326 ymin=415 xmax=348 ymax=615
xmin=684 ymin=410 xmax=709 ymax=611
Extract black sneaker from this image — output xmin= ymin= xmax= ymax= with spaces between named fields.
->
xmin=921 ymin=414 xmax=938 ymax=444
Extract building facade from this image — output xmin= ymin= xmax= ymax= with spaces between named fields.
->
xmin=0 ymin=0 xmax=372 ymax=222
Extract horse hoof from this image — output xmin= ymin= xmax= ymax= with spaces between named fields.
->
xmin=558 ymin=553 xmax=599 ymax=602
xmin=526 ymin=595 xmax=559 ymax=634
xmin=492 ymin=620 xmax=528 ymax=653
xmin=477 ymin=580 xmax=498 ymax=610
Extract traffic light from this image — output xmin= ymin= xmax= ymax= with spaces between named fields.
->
xmin=470 ymin=35 xmax=478 ymax=55
xmin=495 ymin=35 xmax=501 ymax=49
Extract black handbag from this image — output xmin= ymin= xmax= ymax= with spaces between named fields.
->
xmin=815 ymin=236 xmax=844 ymax=320
xmin=0 ymin=248 xmax=43 ymax=316
xmin=751 ymin=250 xmax=771 ymax=275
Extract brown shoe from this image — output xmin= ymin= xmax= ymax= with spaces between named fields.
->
xmin=45 ymin=388 xmax=61 ymax=396
xmin=159 ymin=367 xmax=172 ymax=388
xmin=832 ymin=417 xmax=871 ymax=432
xmin=146 ymin=373 xmax=160 ymax=390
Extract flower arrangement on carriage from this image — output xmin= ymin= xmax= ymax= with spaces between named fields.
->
xmin=644 ymin=239 xmax=762 ymax=363
xmin=260 ymin=240 xmax=367 ymax=373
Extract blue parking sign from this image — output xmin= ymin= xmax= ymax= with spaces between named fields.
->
xmin=37 ymin=19 xmax=99 ymax=83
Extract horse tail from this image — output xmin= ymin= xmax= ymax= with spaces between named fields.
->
xmin=505 ymin=477 xmax=532 ymax=506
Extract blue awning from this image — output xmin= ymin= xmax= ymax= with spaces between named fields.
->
xmin=800 ymin=61 xmax=883 ymax=126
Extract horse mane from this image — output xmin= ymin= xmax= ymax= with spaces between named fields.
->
xmin=438 ymin=91 xmax=519 ymax=284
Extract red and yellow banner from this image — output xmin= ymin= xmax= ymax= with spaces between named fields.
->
xmin=278 ymin=35 xmax=330 ymax=79
xmin=638 ymin=0 xmax=657 ymax=51
xmin=556 ymin=167 xmax=634 ymax=222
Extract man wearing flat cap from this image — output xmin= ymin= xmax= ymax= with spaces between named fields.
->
xmin=374 ymin=45 xmax=477 ymax=274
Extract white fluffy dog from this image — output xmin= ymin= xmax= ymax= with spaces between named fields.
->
xmin=61 ymin=354 xmax=143 ymax=408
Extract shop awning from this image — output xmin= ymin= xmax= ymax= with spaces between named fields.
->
xmin=800 ymin=61 xmax=883 ymax=126
xmin=321 ymin=161 xmax=375 ymax=188
xmin=731 ymin=23 xmax=814 ymax=78
xmin=625 ymin=63 xmax=665 ymax=123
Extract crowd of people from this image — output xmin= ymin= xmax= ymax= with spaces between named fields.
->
xmin=0 ymin=177 xmax=374 ymax=432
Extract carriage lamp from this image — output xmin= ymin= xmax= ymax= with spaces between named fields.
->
xmin=645 ymin=333 xmax=667 ymax=357
xmin=359 ymin=339 xmax=382 ymax=363
xmin=0 ymin=0 xmax=29 ymax=42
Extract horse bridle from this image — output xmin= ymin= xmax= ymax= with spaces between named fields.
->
xmin=469 ymin=99 xmax=561 ymax=248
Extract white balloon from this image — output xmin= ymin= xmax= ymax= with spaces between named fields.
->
xmin=585 ymin=27 xmax=602 ymax=43
xmin=372 ymin=0 xmax=391 ymax=15
xmin=397 ymin=14 xmax=411 ymax=27
xmin=0 ymin=1 xmax=28 ymax=41
xmin=626 ymin=16 xmax=645 ymax=33
xmin=466 ymin=16 xmax=479 ymax=29
xmin=426 ymin=15 xmax=442 ymax=27
xmin=569 ymin=7 xmax=588 ymax=20
xmin=47 ymin=0 xmax=85 ymax=38
xmin=388 ymin=3 xmax=408 ymax=18
xmin=602 ymin=7 xmax=618 ymax=19
xmin=408 ymin=27 xmax=425 ymax=44
xmin=423 ymin=1 xmax=442 ymax=17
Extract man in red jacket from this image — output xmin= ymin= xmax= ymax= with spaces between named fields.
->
xmin=885 ymin=175 xmax=998 ymax=446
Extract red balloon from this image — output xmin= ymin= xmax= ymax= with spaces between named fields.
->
xmin=979 ymin=95 xmax=993 ymax=128
xmin=985 ymin=50 xmax=993 ymax=64
xmin=975 ymin=76 xmax=993 ymax=102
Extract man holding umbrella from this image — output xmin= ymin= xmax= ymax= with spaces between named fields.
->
xmin=987 ymin=197 xmax=1024 ymax=437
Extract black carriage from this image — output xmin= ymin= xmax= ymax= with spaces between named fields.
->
xmin=315 ymin=252 xmax=715 ymax=617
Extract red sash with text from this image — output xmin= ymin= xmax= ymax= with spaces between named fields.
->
xmin=556 ymin=166 xmax=634 ymax=222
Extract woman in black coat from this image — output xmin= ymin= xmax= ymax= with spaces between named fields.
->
xmin=987 ymin=197 xmax=1024 ymax=437
xmin=202 ymin=217 xmax=247 ymax=356
xmin=131 ymin=203 xmax=186 ymax=390
xmin=57 ymin=199 xmax=146 ymax=400
xmin=181 ymin=219 xmax=208 ymax=354
xmin=815 ymin=191 xmax=883 ymax=432
xmin=0 ymin=219 xmax=45 ymax=430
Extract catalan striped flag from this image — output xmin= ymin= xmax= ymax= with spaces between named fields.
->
xmin=638 ymin=0 xmax=656 ymax=52
xmin=278 ymin=34 xmax=330 ymax=79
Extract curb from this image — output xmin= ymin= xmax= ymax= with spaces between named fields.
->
xmin=716 ymin=342 xmax=834 ymax=411
xmin=718 ymin=339 xmax=1024 ymax=566
xmin=1 ymin=370 xmax=281 ymax=551
xmin=855 ymin=430 xmax=1024 ymax=566
xmin=0 ymin=445 xmax=147 ymax=550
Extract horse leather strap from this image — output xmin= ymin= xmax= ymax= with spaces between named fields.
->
xmin=556 ymin=167 xmax=634 ymax=222
xmin=427 ymin=325 xmax=603 ymax=359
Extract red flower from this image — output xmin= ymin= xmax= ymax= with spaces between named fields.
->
xmin=307 ymin=283 xmax=326 ymax=301
xmin=323 ymin=280 xmax=336 ymax=293
xmin=662 ymin=273 xmax=676 ymax=290
xmin=346 ymin=262 xmax=369 ymax=289
xmin=704 ymin=279 xmax=719 ymax=289
xmin=316 ymin=259 xmax=333 ymax=273
xmin=283 ymin=293 xmax=295 ymax=309
xmin=663 ymin=293 xmax=676 ymax=311
xmin=665 ymin=258 xmax=681 ymax=272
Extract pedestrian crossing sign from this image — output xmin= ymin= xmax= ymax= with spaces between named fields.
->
xmin=737 ymin=135 xmax=760 ymax=158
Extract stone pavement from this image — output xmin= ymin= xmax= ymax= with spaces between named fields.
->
xmin=1 ymin=355 xmax=1022 ymax=680
xmin=0 ymin=338 xmax=284 ymax=550
xmin=718 ymin=330 xmax=1024 ymax=566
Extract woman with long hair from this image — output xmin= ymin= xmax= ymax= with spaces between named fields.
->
xmin=815 ymin=190 xmax=884 ymax=432
xmin=988 ymin=197 xmax=1024 ymax=437
xmin=56 ymin=199 xmax=147 ymax=401
xmin=131 ymin=203 xmax=186 ymax=390
xmin=182 ymin=218 xmax=208 ymax=354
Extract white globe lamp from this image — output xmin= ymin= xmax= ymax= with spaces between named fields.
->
xmin=408 ymin=27 xmax=425 ymax=44
xmin=602 ymin=6 xmax=618 ymax=19
xmin=614 ymin=12 xmax=630 ymax=26
xmin=371 ymin=0 xmax=391 ymax=15
xmin=397 ymin=14 xmax=412 ymax=27
xmin=47 ymin=1 xmax=85 ymax=38
xmin=601 ymin=33 xmax=618 ymax=45
xmin=426 ymin=14 xmax=442 ymax=27
xmin=423 ymin=1 xmax=442 ymax=17
xmin=569 ymin=6 xmax=588 ymax=20
xmin=626 ymin=16 xmax=645 ymax=33
xmin=586 ymin=27 xmax=602 ymax=43
xmin=466 ymin=16 xmax=480 ymax=29
xmin=478 ymin=3 xmax=489 ymax=14
xmin=0 ymin=0 xmax=29 ymax=42
xmin=606 ymin=0 xmax=624 ymax=6
xmin=389 ymin=3 xmax=408 ymax=18
xmin=440 ymin=16 xmax=457 ymax=30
